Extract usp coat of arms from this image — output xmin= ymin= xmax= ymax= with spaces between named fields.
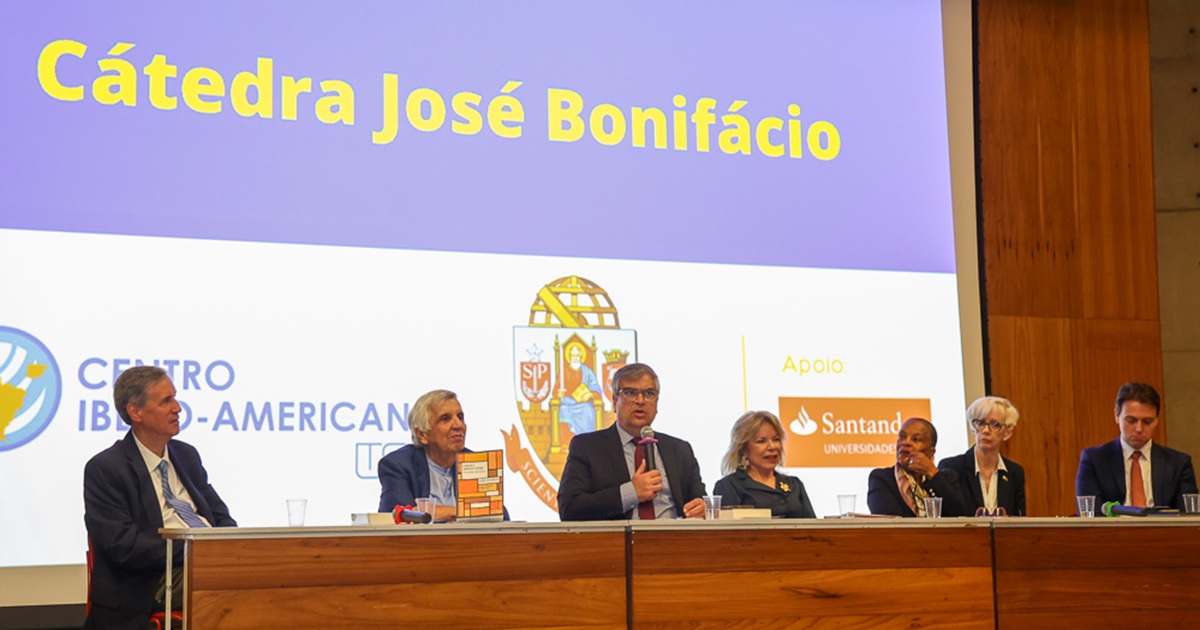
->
xmin=502 ymin=276 xmax=637 ymax=512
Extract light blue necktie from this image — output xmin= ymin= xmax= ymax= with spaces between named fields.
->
xmin=158 ymin=460 xmax=208 ymax=528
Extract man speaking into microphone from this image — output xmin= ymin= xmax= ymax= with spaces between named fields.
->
xmin=558 ymin=363 xmax=707 ymax=520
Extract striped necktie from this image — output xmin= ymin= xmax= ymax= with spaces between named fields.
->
xmin=158 ymin=460 xmax=208 ymax=528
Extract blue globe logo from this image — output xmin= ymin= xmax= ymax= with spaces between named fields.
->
xmin=0 ymin=327 xmax=62 ymax=451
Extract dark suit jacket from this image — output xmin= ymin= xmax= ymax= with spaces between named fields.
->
xmin=867 ymin=466 xmax=969 ymax=517
xmin=558 ymin=424 xmax=706 ymax=520
xmin=377 ymin=444 xmax=509 ymax=519
xmin=377 ymin=444 xmax=433 ymax=512
xmin=83 ymin=432 xmax=235 ymax=630
xmin=713 ymin=469 xmax=816 ymax=518
xmin=938 ymin=447 xmax=1027 ymax=516
xmin=1075 ymin=438 xmax=1198 ymax=515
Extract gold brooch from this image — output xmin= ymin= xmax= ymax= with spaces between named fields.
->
xmin=780 ymin=481 xmax=791 ymax=493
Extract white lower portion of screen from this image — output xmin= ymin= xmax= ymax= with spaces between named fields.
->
xmin=0 ymin=228 xmax=967 ymax=567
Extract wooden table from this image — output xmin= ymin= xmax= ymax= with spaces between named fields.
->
xmin=162 ymin=517 xmax=1200 ymax=629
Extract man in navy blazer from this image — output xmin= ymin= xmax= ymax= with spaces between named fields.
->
xmin=867 ymin=417 xmax=968 ymax=517
xmin=558 ymin=363 xmax=706 ymax=520
xmin=84 ymin=366 xmax=235 ymax=630
xmin=378 ymin=389 xmax=509 ymax=521
xmin=1076 ymin=382 xmax=1198 ymax=516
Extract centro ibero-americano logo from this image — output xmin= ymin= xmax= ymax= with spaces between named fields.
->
xmin=0 ymin=326 xmax=62 ymax=451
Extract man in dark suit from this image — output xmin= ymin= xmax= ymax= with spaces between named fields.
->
xmin=377 ymin=389 xmax=509 ymax=521
xmin=867 ymin=417 xmax=968 ymax=517
xmin=84 ymin=366 xmax=235 ymax=630
xmin=558 ymin=363 xmax=706 ymax=520
xmin=1076 ymin=382 xmax=1198 ymax=516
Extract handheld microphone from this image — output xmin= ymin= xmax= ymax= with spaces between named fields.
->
xmin=640 ymin=426 xmax=658 ymax=471
xmin=1102 ymin=501 xmax=1120 ymax=517
xmin=393 ymin=506 xmax=433 ymax=524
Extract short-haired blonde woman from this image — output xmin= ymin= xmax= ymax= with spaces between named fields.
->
xmin=937 ymin=396 xmax=1025 ymax=516
xmin=712 ymin=411 xmax=816 ymax=518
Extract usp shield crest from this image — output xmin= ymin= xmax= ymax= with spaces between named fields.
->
xmin=503 ymin=276 xmax=636 ymax=512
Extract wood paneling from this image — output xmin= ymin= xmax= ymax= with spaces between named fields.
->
xmin=978 ymin=0 xmax=1163 ymax=516
xmin=184 ymin=530 xmax=626 ymax=629
xmin=191 ymin=579 xmax=625 ymax=629
xmin=630 ymin=526 xmax=993 ymax=629
xmin=189 ymin=531 xmax=624 ymax=590
xmin=170 ymin=521 xmax=1200 ymax=629
xmin=995 ymin=524 xmax=1200 ymax=627
xmin=987 ymin=315 xmax=1075 ymax=514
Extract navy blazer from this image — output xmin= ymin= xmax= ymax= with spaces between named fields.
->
xmin=713 ymin=469 xmax=816 ymax=518
xmin=558 ymin=423 xmax=706 ymax=520
xmin=867 ymin=466 xmax=969 ymax=517
xmin=83 ymin=432 xmax=235 ymax=630
xmin=377 ymin=444 xmax=509 ymax=519
xmin=377 ymin=444 xmax=434 ymax=512
xmin=1075 ymin=438 xmax=1198 ymax=516
xmin=938 ymin=447 xmax=1027 ymax=516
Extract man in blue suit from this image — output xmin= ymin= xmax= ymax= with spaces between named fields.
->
xmin=84 ymin=366 xmax=236 ymax=630
xmin=1076 ymin=382 xmax=1197 ymax=516
xmin=378 ymin=389 xmax=509 ymax=521
xmin=558 ymin=363 xmax=706 ymax=520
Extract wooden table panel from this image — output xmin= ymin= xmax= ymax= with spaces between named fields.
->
xmin=190 ymin=577 xmax=626 ymax=629
xmin=994 ymin=523 xmax=1200 ymax=628
xmin=630 ymin=524 xmax=994 ymax=629
xmin=994 ymin=523 xmax=1200 ymax=570
xmin=631 ymin=525 xmax=993 ymax=574
xmin=636 ymin=613 xmax=995 ymax=630
xmin=635 ymin=568 xmax=993 ymax=620
xmin=189 ymin=530 xmax=625 ymax=590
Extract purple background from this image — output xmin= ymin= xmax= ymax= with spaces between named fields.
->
xmin=0 ymin=1 xmax=955 ymax=273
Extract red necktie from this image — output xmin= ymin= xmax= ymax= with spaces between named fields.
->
xmin=1130 ymin=451 xmax=1146 ymax=507
xmin=634 ymin=439 xmax=655 ymax=520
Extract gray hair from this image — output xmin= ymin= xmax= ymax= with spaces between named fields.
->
xmin=114 ymin=366 xmax=170 ymax=423
xmin=720 ymin=410 xmax=786 ymax=475
xmin=966 ymin=396 xmax=1020 ymax=429
xmin=609 ymin=363 xmax=660 ymax=404
xmin=408 ymin=389 xmax=458 ymax=446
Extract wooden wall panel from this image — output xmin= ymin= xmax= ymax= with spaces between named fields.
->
xmin=987 ymin=315 xmax=1075 ymax=514
xmin=978 ymin=0 xmax=1164 ymax=516
xmin=977 ymin=0 xmax=1083 ymax=319
xmin=1072 ymin=3 xmax=1159 ymax=321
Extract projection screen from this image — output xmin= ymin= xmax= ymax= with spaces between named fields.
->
xmin=0 ymin=0 xmax=983 ymax=605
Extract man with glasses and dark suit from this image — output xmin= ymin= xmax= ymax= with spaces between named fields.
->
xmin=558 ymin=363 xmax=707 ymax=520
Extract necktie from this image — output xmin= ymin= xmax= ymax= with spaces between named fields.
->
xmin=1130 ymin=451 xmax=1146 ymax=507
xmin=633 ymin=439 xmax=656 ymax=520
xmin=159 ymin=460 xmax=208 ymax=528
xmin=899 ymin=469 xmax=928 ymax=516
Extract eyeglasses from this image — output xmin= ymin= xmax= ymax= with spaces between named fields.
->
xmin=617 ymin=387 xmax=658 ymax=401
xmin=970 ymin=418 xmax=1006 ymax=432
xmin=974 ymin=507 xmax=1008 ymax=517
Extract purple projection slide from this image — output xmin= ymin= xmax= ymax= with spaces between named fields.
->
xmin=0 ymin=1 xmax=953 ymax=273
